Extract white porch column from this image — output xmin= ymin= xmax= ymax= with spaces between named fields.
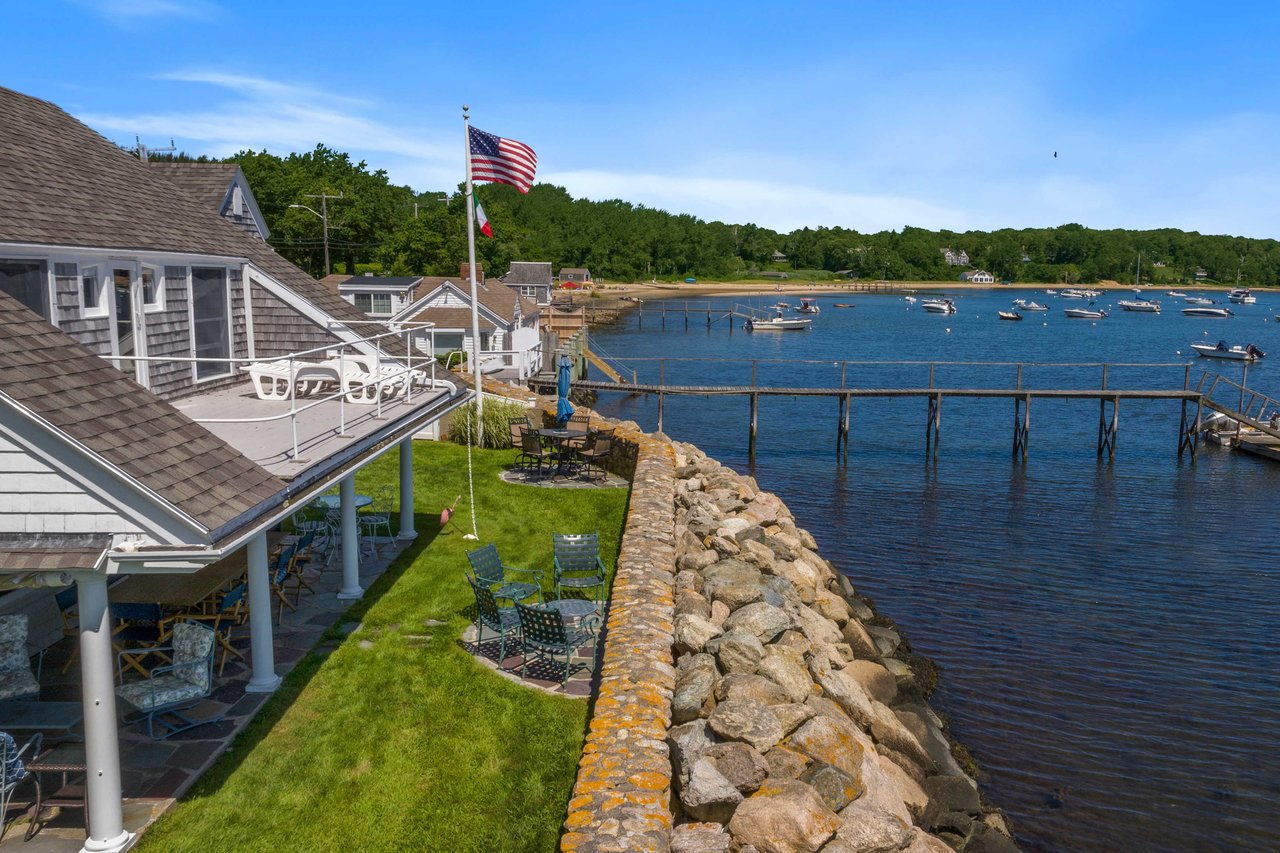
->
xmin=75 ymin=573 xmax=133 ymax=853
xmin=245 ymin=533 xmax=281 ymax=693
xmin=397 ymin=438 xmax=417 ymax=540
xmin=338 ymin=475 xmax=364 ymax=600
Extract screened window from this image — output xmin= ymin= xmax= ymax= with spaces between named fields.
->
xmin=191 ymin=267 xmax=230 ymax=379
xmin=0 ymin=259 xmax=49 ymax=318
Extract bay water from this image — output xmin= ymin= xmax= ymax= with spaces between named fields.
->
xmin=587 ymin=288 xmax=1280 ymax=852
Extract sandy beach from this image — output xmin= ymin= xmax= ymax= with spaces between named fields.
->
xmin=588 ymin=279 xmax=1270 ymax=301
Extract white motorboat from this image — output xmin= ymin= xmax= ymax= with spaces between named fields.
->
xmin=796 ymin=298 xmax=820 ymax=315
xmin=1167 ymin=291 xmax=1187 ymax=298
xmin=746 ymin=310 xmax=811 ymax=331
xmin=1190 ymin=341 xmax=1265 ymax=361
xmin=772 ymin=301 xmax=792 ymax=310
xmin=1045 ymin=289 xmax=1058 ymax=295
xmin=1118 ymin=299 xmax=1161 ymax=313
xmin=1182 ymin=306 xmax=1233 ymax=318
xmin=1059 ymin=288 xmax=1088 ymax=299
xmin=904 ymin=296 xmax=917 ymax=304
xmin=1228 ymin=288 xmax=1256 ymax=304
xmin=1021 ymin=301 xmax=1049 ymax=311
xmin=1185 ymin=296 xmax=1214 ymax=305
xmin=921 ymin=298 xmax=957 ymax=314
xmin=997 ymin=311 xmax=1023 ymax=321
xmin=1064 ymin=307 xmax=1107 ymax=319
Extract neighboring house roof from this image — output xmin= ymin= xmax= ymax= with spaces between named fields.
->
xmin=502 ymin=261 xmax=553 ymax=286
xmin=393 ymin=277 xmax=538 ymax=329
xmin=0 ymin=290 xmax=287 ymax=532
xmin=0 ymin=86 xmax=401 ymax=355
xmin=559 ymin=267 xmax=590 ymax=276
xmin=333 ymin=275 xmax=421 ymax=289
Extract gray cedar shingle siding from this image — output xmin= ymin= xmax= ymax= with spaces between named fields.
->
xmin=250 ymin=280 xmax=338 ymax=358
xmin=145 ymin=269 xmax=194 ymax=399
xmin=0 ymin=290 xmax=285 ymax=532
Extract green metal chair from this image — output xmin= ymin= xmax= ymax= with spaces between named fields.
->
xmin=466 ymin=576 xmax=522 ymax=665
xmin=551 ymin=532 xmax=607 ymax=602
xmin=466 ymin=544 xmax=543 ymax=604
xmin=516 ymin=603 xmax=600 ymax=685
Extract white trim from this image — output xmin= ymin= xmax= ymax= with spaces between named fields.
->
xmin=141 ymin=264 xmax=164 ymax=313
xmin=241 ymin=263 xmax=256 ymax=361
xmin=243 ymin=262 xmax=381 ymax=359
xmin=81 ymin=263 xmax=108 ymax=318
xmin=0 ymin=241 xmax=245 ymax=266
xmin=190 ymin=265 xmax=235 ymax=384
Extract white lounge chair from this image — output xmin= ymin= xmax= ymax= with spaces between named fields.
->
xmin=241 ymin=362 xmax=341 ymax=401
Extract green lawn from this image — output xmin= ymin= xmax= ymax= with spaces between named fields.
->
xmin=138 ymin=442 xmax=629 ymax=853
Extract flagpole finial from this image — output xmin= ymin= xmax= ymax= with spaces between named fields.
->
xmin=463 ymin=104 xmax=469 ymax=117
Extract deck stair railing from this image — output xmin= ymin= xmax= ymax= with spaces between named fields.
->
xmin=1196 ymin=370 xmax=1280 ymax=439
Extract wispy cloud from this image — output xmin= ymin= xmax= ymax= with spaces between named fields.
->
xmin=79 ymin=72 xmax=456 ymax=187
xmin=72 ymin=0 xmax=219 ymax=25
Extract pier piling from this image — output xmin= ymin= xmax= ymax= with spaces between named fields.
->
xmin=1097 ymin=397 xmax=1119 ymax=461
xmin=1013 ymin=395 xmax=1030 ymax=462
xmin=926 ymin=394 xmax=941 ymax=462
xmin=749 ymin=393 xmax=759 ymax=459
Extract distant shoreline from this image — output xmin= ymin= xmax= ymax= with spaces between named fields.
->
xmin=592 ymin=279 xmax=1274 ymax=301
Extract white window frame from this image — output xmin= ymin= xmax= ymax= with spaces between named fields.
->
xmin=189 ymin=265 xmax=235 ymax=384
xmin=141 ymin=264 xmax=165 ymax=313
xmin=80 ymin=263 xmax=108 ymax=318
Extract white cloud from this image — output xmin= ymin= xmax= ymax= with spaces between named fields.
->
xmin=73 ymin=0 xmax=218 ymax=24
xmin=78 ymin=72 xmax=456 ymax=186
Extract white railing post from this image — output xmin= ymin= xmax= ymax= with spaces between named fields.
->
xmin=339 ymin=350 xmax=347 ymax=436
xmin=289 ymin=353 xmax=299 ymax=459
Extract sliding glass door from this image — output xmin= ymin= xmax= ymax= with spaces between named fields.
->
xmin=191 ymin=267 xmax=230 ymax=379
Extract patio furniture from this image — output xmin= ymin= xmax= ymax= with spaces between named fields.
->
xmin=466 ymin=577 xmax=522 ymax=666
xmin=575 ymin=428 xmax=616 ymax=481
xmin=466 ymin=544 xmax=543 ymax=605
xmin=55 ymin=587 xmax=80 ymax=675
xmin=564 ymin=411 xmax=591 ymax=452
xmin=509 ymin=418 xmax=530 ymax=466
xmin=358 ymin=487 xmax=395 ymax=556
xmin=0 ymin=731 xmax=42 ymax=841
xmin=536 ymin=428 xmax=588 ymax=477
xmin=186 ymin=582 xmax=247 ymax=676
xmin=108 ymin=603 xmax=169 ymax=678
xmin=24 ymin=741 xmax=86 ymax=842
xmin=516 ymin=602 xmax=600 ymax=685
xmin=116 ymin=620 xmax=221 ymax=740
xmin=240 ymin=360 xmax=341 ymax=401
xmin=292 ymin=506 xmax=332 ymax=564
xmin=269 ymin=543 xmax=299 ymax=619
xmin=552 ymin=533 xmax=608 ymax=603
xmin=0 ymin=616 xmax=40 ymax=702
xmin=283 ymin=530 xmax=318 ymax=603
xmin=0 ymin=702 xmax=82 ymax=740
xmin=519 ymin=430 xmax=557 ymax=476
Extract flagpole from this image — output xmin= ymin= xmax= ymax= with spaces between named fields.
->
xmin=463 ymin=104 xmax=484 ymax=419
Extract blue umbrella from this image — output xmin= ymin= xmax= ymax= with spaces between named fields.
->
xmin=556 ymin=354 xmax=575 ymax=425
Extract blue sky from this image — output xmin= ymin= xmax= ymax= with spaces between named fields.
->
xmin=7 ymin=1 xmax=1280 ymax=237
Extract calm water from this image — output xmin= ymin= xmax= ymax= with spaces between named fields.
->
xmin=588 ymin=289 xmax=1280 ymax=853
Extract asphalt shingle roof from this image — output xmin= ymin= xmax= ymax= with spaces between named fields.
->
xmin=144 ymin=162 xmax=241 ymax=213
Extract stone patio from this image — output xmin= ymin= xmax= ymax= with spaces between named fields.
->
xmin=460 ymin=604 xmax=604 ymax=698
xmin=2 ymin=536 xmax=407 ymax=851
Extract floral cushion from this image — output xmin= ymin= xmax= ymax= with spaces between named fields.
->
xmin=117 ymin=675 xmax=204 ymax=712
xmin=0 ymin=666 xmax=39 ymax=702
xmin=0 ymin=732 xmax=25 ymax=785
xmin=170 ymin=622 xmax=214 ymax=693
xmin=0 ymin=615 xmax=37 ymax=701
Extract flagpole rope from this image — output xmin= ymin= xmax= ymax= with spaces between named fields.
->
xmin=463 ymin=401 xmax=479 ymax=541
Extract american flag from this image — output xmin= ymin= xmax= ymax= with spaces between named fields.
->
xmin=468 ymin=126 xmax=537 ymax=193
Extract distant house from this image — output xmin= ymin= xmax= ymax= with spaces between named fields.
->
xmin=1195 ymin=267 xmax=1209 ymax=280
xmin=558 ymin=267 xmax=592 ymax=284
xmin=1152 ymin=261 xmax=1167 ymax=268
xmin=941 ymin=248 xmax=970 ymax=266
xmin=834 ymin=270 xmax=859 ymax=280
xmin=961 ymin=269 xmax=995 ymax=284
xmin=391 ymin=264 xmax=542 ymax=378
xmin=771 ymin=250 xmax=787 ymax=263
xmin=147 ymin=162 xmax=270 ymax=241
xmin=329 ymin=274 xmax=422 ymax=318
xmin=501 ymin=261 xmax=553 ymax=305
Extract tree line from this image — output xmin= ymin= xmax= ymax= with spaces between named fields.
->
xmin=154 ymin=146 xmax=1280 ymax=285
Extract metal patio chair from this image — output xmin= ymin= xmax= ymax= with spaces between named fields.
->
xmin=466 ymin=544 xmax=543 ymax=605
xmin=116 ymin=620 xmax=221 ymax=740
xmin=551 ymin=532 xmax=608 ymax=603
xmin=186 ymin=582 xmax=247 ymax=676
xmin=574 ymin=428 xmax=616 ymax=481
xmin=519 ymin=429 xmax=556 ymax=476
xmin=0 ymin=731 xmax=41 ymax=841
xmin=358 ymin=486 xmax=395 ymax=557
xmin=466 ymin=576 xmax=522 ymax=666
xmin=515 ymin=603 xmax=600 ymax=685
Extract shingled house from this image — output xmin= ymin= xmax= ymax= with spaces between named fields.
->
xmin=0 ymin=86 xmax=466 ymax=852
xmin=146 ymin=162 xmax=271 ymax=241
xmin=500 ymin=260 xmax=553 ymax=305
xmin=390 ymin=264 xmax=543 ymax=379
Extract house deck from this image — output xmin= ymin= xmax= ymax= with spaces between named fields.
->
xmin=172 ymin=381 xmax=459 ymax=478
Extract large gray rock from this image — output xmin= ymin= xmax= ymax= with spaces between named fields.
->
xmin=894 ymin=705 xmax=967 ymax=778
xmin=727 ymin=780 xmax=841 ymax=853
xmin=833 ymin=801 xmax=915 ymax=852
xmin=798 ymin=761 xmax=862 ymax=813
xmin=708 ymin=631 xmax=764 ymax=675
xmin=703 ymin=560 xmax=764 ymax=610
xmin=674 ymin=654 xmax=719 ymax=724
xmin=671 ymin=822 xmax=732 ymax=853
xmin=841 ymin=620 xmax=880 ymax=660
xmin=715 ymin=673 xmax=791 ymax=706
xmin=876 ymin=754 xmax=929 ymax=819
xmin=868 ymin=702 xmax=934 ymax=774
xmin=676 ymin=613 xmax=723 ymax=656
xmin=682 ymin=757 xmax=744 ymax=824
xmin=676 ymin=589 xmax=713 ymax=619
xmin=668 ymin=719 xmax=716 ymax=784
xmin=761 ymin=575 xmax=804 ymax=608
xmin=678 ymin=549 xmax=720 ymax=573
xmin=788 ymin=714 xmax=867 ymax=778
xmin=764 ymin=743 xmax=812 ymax=780
xmin=844 ymin=660 xmax=898 ymax=705
xmin=725 ymin=602 xmax=795 ymax=643
xmin=812 ymin=588 xmax=852 ymax=626
xmin=769 ymin=702 xmax=816 ymax=737
xmin=708 ymin=698 xmax=786 ymax=752
xmin=809 ymin=656 xmax=876 ymax=728
xmin=921 ymin=775 xmax=980 ymax=815
xmin=901 ymin=833 xmax=956 ymax=853
xmin=758 ymin=647 xmax=815 ymax=703
xmin=704 ymin=741 xmax=769 ymax=794
xmin=793 ymin=604 xmax=844 ymax=646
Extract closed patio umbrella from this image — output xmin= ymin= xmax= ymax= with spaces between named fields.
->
xmin=556 ymin=354 xmax=575 ymax=425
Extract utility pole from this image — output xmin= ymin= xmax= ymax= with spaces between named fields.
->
xmin=290 ymin=192 xmax=344 ymax=275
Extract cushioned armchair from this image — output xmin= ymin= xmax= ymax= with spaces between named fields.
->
xmin=0 ymin=615 xmax=40 ymax=702
xmin=0 ymin=731 xmax=41 ymax=841
xmin=116 ymin=620 xmax=221 ymax=739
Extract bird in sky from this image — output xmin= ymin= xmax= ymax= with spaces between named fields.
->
xmin=1054 ymin=151 xmax=1058 ymax=158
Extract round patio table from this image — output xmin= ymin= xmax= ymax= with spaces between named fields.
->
xmin=312 ymin=493 xmax=372 ymax=510
xmin=535 ymin=429 xmax=588 ymax=476
xmin=539 ymin=599 xmax=598 ymax=625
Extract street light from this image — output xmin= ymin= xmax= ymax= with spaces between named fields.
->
xmin=290 ymin=191 xmax=344 ymax=275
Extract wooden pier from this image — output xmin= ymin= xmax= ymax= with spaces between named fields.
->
xmin=558 ymin=359 xmax=1280 ymax=463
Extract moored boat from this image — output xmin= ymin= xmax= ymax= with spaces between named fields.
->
xmin=1185 ymin=296 xmax=1214 ymax=305
xmin=1181 ymin=307 xmax=1233 ymax=318
xmin=921 ymin=298 xmax=957 ymax=314
xmin=1064 ymin=307 xmax=1107 ymax=319
xmin=1190 ymin=341 xmax=1265 ymax=361
xmin=1167 ymin=290 xmax=1187 ymax=297
xmin=796 ymin=298 xmax=820 ymax=315
xmin=1228 ymin=288 xmax=1256 ymax=304
xmin=997 ymin=311 xmax=1023 ymax=321
xmin=772 ymin=301 xmax=792 ymax=310
xmin=1118 ymin=299 xmax=1161 ymax=313
xmin=746 ymin=310 xmax=811 ymax=331
xmin=1021 ymin=301 xmax=1049 ymax=311
xmin=833 ymin=303 xmax=855 ymax=308
xmin=903 ymin=296 xmax=917 ymax=304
